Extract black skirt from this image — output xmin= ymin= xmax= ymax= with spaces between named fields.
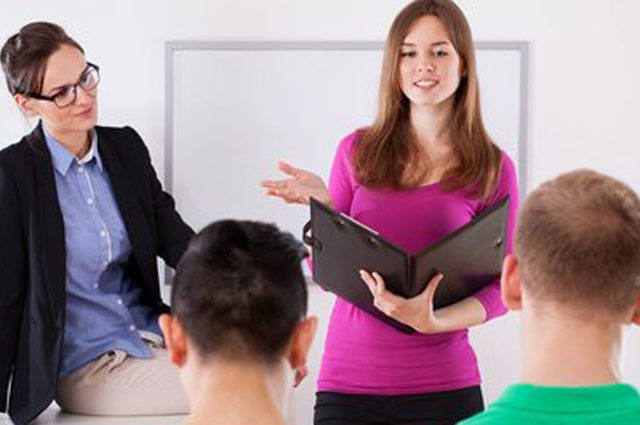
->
xmin=314 ymin=386 xmax=484 ymax=425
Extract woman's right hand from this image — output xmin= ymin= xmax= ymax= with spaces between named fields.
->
xmin=261 ymin=161 xmax=333 ymax=206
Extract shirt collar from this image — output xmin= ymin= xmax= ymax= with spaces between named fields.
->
xmin=43 ymin=125 xmax=103 ymax=176
xmin=495 ymin=383 xmax=640 ymax=414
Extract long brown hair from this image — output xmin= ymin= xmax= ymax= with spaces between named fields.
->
xmin=354 ymin=0 xmax=501 ymax=199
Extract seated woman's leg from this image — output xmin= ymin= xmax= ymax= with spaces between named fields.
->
xmin=55 ymin=346 xmax=189 ymax=416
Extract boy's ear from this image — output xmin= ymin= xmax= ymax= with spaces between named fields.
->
xmin=501 ymin=254 xmax=523 ymax=311
xmin=287 ymin=316 xmax=318 ymax=370
xmin=630 ymin=296 xmax=640 ymax=326
xmin=159 ymin=313 xmax=188 ymax=367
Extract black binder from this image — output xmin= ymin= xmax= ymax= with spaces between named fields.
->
xmin=303 ymin=196 xmax=510 ymax=333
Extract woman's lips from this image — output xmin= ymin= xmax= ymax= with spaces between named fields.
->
xmin=414 ymin=79 xmax=439 ymax=89
xmin=75 ymin=105 xmax=94 ymax=117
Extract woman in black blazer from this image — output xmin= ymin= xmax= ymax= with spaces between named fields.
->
xmin=0 ymin=22 xmax=194 ymax=424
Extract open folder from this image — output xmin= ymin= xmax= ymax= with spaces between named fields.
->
xmin=303 ymin=196 xmax=510 ymax=333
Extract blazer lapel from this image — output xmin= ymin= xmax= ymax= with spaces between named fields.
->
xmin=27 ymin=125 xmax=66 ymax=327
xmin=97 ymin=129 xmax=152 ymax=281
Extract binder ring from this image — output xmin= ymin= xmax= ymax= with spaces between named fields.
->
xmin=302 ymin=221 xmax=323 ymax=251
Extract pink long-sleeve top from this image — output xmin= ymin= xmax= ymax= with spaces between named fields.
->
xmin=316 ymin=130 xmax=519 ymax=395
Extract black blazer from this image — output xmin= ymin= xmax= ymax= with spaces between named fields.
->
xmin=0 ymin=123 xmax=194 ymax=424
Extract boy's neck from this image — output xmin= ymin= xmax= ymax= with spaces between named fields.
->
xmin=185 ymin=359 xmax=290 ymax=425
xmin=521 ymin=305 xmax=623 ymax=387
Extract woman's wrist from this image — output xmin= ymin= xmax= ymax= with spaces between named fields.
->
xmin=318 ymin=192 xmax=334 ymax=208
xmin=414 ymin=311 xmax=447 ymax=334
xmin=416 ymin=298 xmax=487 ymax=334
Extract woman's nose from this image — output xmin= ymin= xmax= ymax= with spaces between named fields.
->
xmin=417 ymin=56 xmax=435 ymax=74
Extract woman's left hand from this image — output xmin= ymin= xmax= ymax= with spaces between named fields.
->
xmin=360 ymin=270 xmax=445 ymax=333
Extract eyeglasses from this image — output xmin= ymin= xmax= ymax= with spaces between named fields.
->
xmin=28 ymin=62 xmax=100 ymax=108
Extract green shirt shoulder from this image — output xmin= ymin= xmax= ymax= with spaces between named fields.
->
xmin=460 ymin=383 xmax=640 ymax=425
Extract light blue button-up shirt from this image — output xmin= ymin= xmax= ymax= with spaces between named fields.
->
xmin=44 ymin=127 xmax=161 ymax=377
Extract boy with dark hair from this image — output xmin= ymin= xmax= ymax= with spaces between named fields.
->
xmin=461 ymin=169 xmax=640 ymax=424
xmin=160 ymin=220 xmax=317 ymax=425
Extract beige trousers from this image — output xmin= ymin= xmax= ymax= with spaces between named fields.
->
xmin=55 ymin=346 xmax=189 ymax=416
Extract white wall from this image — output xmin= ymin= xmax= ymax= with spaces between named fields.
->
xmin=1 ymin=0 xmax=639 ymax=423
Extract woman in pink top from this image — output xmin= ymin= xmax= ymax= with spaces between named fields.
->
xmin=262 ymin=0 xmax=518 ymax=423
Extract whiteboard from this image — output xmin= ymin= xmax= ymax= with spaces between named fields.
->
xmin=166 ymin=41 xmax=529 ymax=236
xmin=166 ymin=41 xmax=529 ymax=424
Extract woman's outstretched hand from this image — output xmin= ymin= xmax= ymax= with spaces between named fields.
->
xmin=261 ymin=161 xmax=332 ymax=206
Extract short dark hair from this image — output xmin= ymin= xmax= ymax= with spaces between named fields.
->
xmin=171 ymin=220 xmax=309 ymax=365
xmin=0 ymin=22 xmax=84 ymax=96
xmin=516 ymin=169 xmax=640 ymax=314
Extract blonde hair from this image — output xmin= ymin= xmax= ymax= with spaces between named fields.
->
xmin=516 ymin=169 xmax=640 ymax=314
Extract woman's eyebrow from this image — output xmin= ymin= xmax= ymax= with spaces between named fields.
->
xmin=401 ymin=40 xmax=451 ymax=47
xmin=45 ymin=83 xmax=70 ymax=94
xmin=45 ymin=65 xmax=88 ymax=94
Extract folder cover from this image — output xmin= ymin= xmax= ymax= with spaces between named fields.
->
xmin=303 ymin=196 xmax=510 ymax=333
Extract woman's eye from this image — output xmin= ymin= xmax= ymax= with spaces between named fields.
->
xmin=434 ymin=50 xmax=449 ymax=57
xmin=54 ymin=86 xmax=73 ymax=99
xmin=401 ymin=51 xmax=416 ymax=58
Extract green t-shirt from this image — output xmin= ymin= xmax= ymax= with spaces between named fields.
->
xmin=460 ymin=383 xmax=640 ymax=424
